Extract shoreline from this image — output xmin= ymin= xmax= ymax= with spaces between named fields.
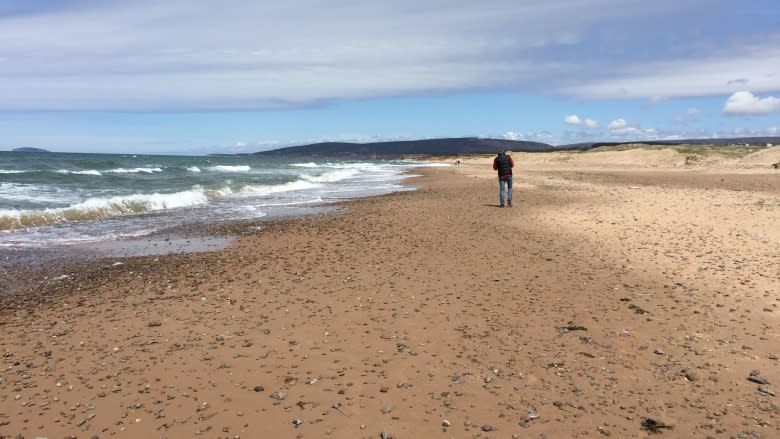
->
xmin=0 ymin=203 xmax=354 ymax=296
xmin=1 ymin=160 xmax=778 ymax=438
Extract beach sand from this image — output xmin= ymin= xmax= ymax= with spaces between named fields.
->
xmin=1 ymin=147 xmax=778 ymax=438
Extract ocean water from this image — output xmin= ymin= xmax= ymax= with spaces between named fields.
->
xmin=0 ymin=151 xmax=432 ymax=249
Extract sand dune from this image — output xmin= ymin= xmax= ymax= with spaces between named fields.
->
xmin=460 ymin=145 xmax=780 ymax=170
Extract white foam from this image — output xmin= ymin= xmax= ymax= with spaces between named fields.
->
xmin=238 ymin=179 xmax=320 ymax=196
xmin=208 ymin=165 xmax=251 ymax=172
xmin=187 ymin=166 xmax=202 ymax=172
xmin=74 ymin=189 xmax=210 ymax=212
xmin=0 ymin=183 xmax=76 ymax=204
xmin=291 ymin=162 xmax=319 ymax=168
xmin=106 ymin=167 xmax=163 ymax=174
xmin=0 ymin=188 xmax=210 ymax=230
xmin=302 ymin=168 xmax=361 ymax=183
xmin=0 ymin=169 xmax=27 ymax=174
xmin=57 ymin=169 xmax=103 ymax=176
xmin=419 ymin=162 xmax=453 ymax=167
xmin=258 ymin=197 xmax=324 ymax=207
xmin=212 ymin=186 xmax=235 ymax=197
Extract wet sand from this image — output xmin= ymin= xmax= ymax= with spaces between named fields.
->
xmin=0 ymin=150 xmax=778 ymax=438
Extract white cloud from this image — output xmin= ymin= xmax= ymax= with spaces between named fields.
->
xmin=582 ymin=118 xmax=599 ymax=129
xmin=608 ymin=118 xmax=628 ymax=130
xmin=0 ymin=0 xmax=599 ymax=110
xmin=504 ymin=131 xmax=556 ymax=143
xmin=605 ymin=118 xmax=661 ymax=139
xmin=1 ymin=0 xmax=774 ymax=110
xmin=504 ymin=131 xmax=523 ymax=141
xmin=561 ymin=37 xmax=780 ymax=100
xmin=564 ymin=114 xmax=598 ymax=128
xmin=723 ymin=91 xmax=780 ymax=115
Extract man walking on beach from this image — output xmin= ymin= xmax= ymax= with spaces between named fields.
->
xmin=493 ymin=151 xmax=514 ymax=207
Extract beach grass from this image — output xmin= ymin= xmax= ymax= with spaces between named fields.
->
xmin=589 ymin=143 xmax=767 ymax=158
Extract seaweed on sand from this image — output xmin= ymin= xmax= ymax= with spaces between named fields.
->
xmin=641 ymin=418 xmax=673 ymax=434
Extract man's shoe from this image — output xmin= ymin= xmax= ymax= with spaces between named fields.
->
xmin=508 ymin=202 xmax=512 ymax=207
xmin=500 ymin=204 xmax=505 ymax=208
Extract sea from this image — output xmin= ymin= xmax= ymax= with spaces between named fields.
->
xmin=0 ymin=151 xmax=438 ymax=254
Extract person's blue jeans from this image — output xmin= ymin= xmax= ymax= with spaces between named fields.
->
xmin=498 ymin=176 xmax=512 ymax=206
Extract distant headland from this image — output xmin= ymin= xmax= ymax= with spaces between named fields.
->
xmin=12 ymin=147 xmax=50 ymax=153
xmin=246 ymin=136 xmax=780 ymax=159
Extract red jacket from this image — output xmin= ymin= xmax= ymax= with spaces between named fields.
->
xmin=493 ymin=154 xmax=514 ymax=179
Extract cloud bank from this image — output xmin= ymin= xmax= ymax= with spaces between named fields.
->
xmin=0 ymin=0 xmax=778 ymax=111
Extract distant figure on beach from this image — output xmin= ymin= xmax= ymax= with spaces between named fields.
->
xmin=456 ymin=159 xmax=460 ymax=166
xmin=492 ymin=151 xmax=514 ymax=207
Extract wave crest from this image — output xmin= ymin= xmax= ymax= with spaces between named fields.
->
xmin=208 ymin=165 xmax=251 ymax=172
xmin=57 ymin=169 xmax=103 ymax=176
xmin=302 ymin=169 xmax=360 ymax=183
xmin=0 ymin=188 xmax=209 ymax=230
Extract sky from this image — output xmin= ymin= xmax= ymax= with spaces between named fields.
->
xmin=0 ymin=0 xmax=779 ymax=155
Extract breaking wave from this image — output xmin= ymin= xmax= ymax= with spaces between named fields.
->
xmin=105 ymin=167 xmax=163 ymax=174
xmin=0 ymin=188 xmax=210 ymax=230
xmin=57 ymin=169 xmax=103 ymax=176
xmin=301 ymin=169 xmax=360 ymax=183
xmin=237 ymin=180 xmax=320 ymax=196
xmin=208 ymin=165 xmax=251 ymax=172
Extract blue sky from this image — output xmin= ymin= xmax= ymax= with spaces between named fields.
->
xmin=1 ymin=0 xmax=779 ymax=155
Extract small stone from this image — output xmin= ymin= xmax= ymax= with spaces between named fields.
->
xmin=253 ymin=386 xmax=264 ymax=392
xmin=481 ymin=424 xmax=494 ymax=432
xmin=270 ymin=391 xmax=286 ymax=400
xmin=748 ymin=373 xmax=769 ymax=385
xmin=442 ymin=420 xmax=451 ymax=427
xmin=757 ymin=386 xmax=775 ymax=396
xmin=292 ymin=419 xmax=303 ymax=427
xmin=381 ymin=406 xmax=392 ymax=414
xmin=653 ymin=348 xmax=665 ymax=355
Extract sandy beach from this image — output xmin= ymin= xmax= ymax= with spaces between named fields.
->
xmin=1 ymin=146 xmax=779 ymax=438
